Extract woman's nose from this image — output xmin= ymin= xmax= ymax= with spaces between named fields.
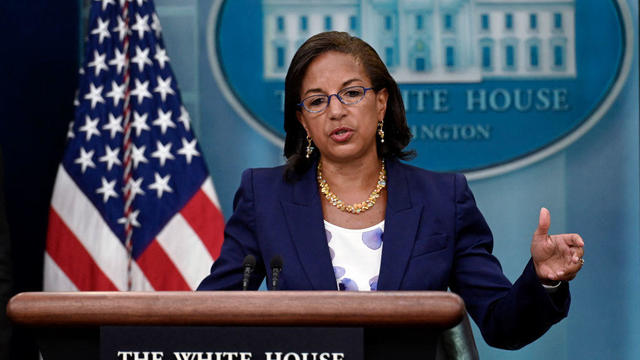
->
xmin=326 ymin=94 xmax=346 ymax=119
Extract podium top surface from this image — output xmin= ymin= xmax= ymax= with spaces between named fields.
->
xmin=7 ymin=291 xmax=465 ymax=329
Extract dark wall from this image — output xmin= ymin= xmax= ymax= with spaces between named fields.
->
xmin=0 ymin=1 xmax=79 ymax=358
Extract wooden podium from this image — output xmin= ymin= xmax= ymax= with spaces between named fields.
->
xmin=7 ymin=291 xmax=478 ymax=360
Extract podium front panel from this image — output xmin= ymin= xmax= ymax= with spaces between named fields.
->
xmin=100 ymin=326 xmax=363 ymax=360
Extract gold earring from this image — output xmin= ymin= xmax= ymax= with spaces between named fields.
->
xmin=377 ymin=121 xmax=384 ymax=143
xmin=305 ymin=136 xmax=314 ymax=158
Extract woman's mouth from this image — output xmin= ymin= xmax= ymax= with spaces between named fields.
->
xmin=330 ymin=127 xmax=353 ymax=142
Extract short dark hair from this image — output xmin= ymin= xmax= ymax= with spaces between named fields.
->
xmin=283 ymin=31 xmax=414 ymax=179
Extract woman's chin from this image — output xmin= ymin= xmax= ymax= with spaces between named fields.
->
xmin=321 ymin=146 xmax=378 ymax=164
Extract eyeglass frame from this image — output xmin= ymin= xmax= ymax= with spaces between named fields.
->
xmin=297 ymin=85 xmax=374 ymax=113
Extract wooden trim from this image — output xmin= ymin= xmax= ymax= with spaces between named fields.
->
xmin=7 ymin=291 xmax=464 ymax=328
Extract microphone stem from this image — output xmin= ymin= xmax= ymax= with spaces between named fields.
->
xmin=242 ymin=267 xmax=252 ymax=291
xmin=271 ymin=268 xmax=281 ymax=290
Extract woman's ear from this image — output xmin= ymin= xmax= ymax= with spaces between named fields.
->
xmin=376 ymin=88 xmax=389 ymax=122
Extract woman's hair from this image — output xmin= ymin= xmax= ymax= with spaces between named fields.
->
xmin=283 ymin=31 xmax=415 ymax=179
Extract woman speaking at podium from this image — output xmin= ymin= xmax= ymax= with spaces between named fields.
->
xmin=198 ymin=32 xmax=584 ymax=349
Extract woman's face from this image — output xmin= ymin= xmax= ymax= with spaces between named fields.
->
xmin=296 ymin=51 xmax=388 ymax=165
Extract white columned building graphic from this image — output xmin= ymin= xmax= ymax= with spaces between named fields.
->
xmin=262 ymin=0 xmax=576 ymax=82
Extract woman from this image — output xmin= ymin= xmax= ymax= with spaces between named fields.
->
xmin=198 ymin=32 xmax=584 ymax=349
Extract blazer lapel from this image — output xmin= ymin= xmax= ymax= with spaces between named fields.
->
xmin=377 ymin=159 xmax=423 ymax=290
xmin=281 ymin=165 xmax=338 ymax=290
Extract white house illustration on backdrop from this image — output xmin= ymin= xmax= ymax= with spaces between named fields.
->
xmin=262 ymin=0 xmax=576 ymax=83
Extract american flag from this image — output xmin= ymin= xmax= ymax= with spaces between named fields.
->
xmin=44 ymin=0 xmax=224 ymax=291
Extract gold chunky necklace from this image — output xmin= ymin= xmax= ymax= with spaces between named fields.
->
xmin=317 ymin=160 xmax=386 ymax=214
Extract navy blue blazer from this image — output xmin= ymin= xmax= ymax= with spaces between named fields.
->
xmin=198 ymin=158 xmax=570 ymax=349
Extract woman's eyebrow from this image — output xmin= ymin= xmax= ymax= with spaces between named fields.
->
xmin=302 ymin=87 xmax=324 ymax=96
xmin=302 ymin=78 xmax=365 ymax=97
xmin=342 ymin=78 xmax=364 ymax=87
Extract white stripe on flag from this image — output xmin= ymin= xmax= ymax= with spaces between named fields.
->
xmin=49 ymin=165 xmax=153 ymax=290
xmin=156 ymin=213 xmax=214 ymax=289
xmin=201 ymin=177 xmax=221 ymax=209
xmin=43 ymin=253 xmax=78 ymax=291
xmin=130 ymin=259 xmax=156 ymax=291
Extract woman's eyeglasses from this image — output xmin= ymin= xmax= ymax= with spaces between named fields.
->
xmin=298 ymin=86 xmax=373 ymax=113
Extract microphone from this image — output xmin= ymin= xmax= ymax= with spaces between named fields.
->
xmin=270 ymin=255 xmax=283 ymax=290
xmin=241 ymin=254 xmax=256 ymax=291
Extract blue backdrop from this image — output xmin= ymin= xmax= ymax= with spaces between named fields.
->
xmin=143 ymin=0 xmax=640 ymax=358
xmin=151 ymin=0 xmax=640 ymax=358
xmin=0 ymin=0 xmax=636 ymax=358
xmin=1 ymin=0 xmax=627 ymax=358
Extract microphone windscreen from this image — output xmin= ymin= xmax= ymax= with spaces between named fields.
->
xmin=243 ymin=254 xmax=256 ymax=268
xmin=270 ymin=255 xmax=283 ymax=270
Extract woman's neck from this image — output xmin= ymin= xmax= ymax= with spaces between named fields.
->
xmin=318 ymin=153 xmax=382 ymax=199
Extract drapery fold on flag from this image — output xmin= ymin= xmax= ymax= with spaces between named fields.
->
xmin=44 ymin=0 xmax=224 ymax=291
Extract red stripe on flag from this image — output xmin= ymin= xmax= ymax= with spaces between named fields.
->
xmin=46 ymin=208 xmax=119 ymax=291
xmin=180 ymin=189 xmax=224 ymax=260
xmin=136 ymin=239 xmax=191 ymax=290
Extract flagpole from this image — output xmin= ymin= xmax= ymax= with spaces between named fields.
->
xmin=119 ymin=0 xmax=135 ymax=292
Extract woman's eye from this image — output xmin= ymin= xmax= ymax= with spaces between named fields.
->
xmin=309 ymin=97 xmax=326 ymax=106
xmin=343 ymin=89 xmax=363 ymax=98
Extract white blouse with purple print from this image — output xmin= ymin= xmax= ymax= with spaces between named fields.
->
xmin=323 ymin=220 xmax=384 ymax=291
